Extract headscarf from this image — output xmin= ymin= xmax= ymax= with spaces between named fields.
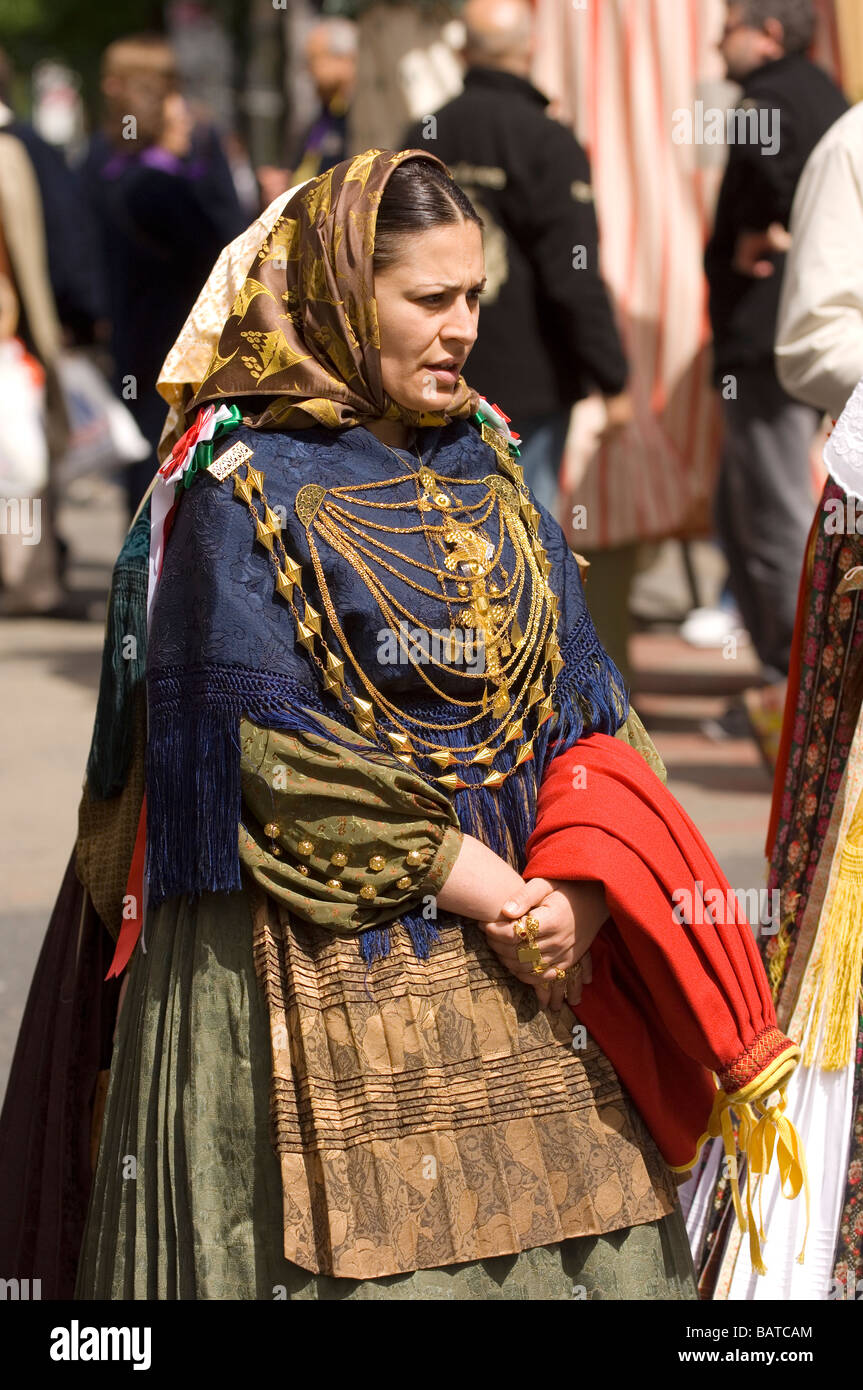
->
xmin=190 ymin=147 xmax=480 ymax=432
xmin=154 ymin=186 xmax=299 ymax=468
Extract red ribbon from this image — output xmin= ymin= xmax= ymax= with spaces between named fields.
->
xmin=158 ymin=404 xmax=213 ymax=481
xmin=105 ymin=793 xmax=147 ymax=980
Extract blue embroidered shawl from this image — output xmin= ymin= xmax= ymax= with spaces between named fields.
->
xmin=90 ymin=416 xmax=628 ymax=961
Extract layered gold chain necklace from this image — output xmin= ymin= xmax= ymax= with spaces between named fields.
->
xmin=215 ymin=424 xmax=563 ymax=791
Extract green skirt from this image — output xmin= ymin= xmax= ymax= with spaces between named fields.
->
xmin=75 ymin=889 xmax=697 ymax=1301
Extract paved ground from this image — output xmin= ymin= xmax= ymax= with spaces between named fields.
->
xmin=0 ymin=492 xmax=773 ymax=1097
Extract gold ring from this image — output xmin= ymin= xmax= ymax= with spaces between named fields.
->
xmin=514 ymin=914 xmax=542 ymax=966
xmin=553 ymin=968 xmax=566 ymax=981
xmin=531 ymin=957 xmax=549 ymax=976
xmin=519 ymin=946 xmax=544 ymax=967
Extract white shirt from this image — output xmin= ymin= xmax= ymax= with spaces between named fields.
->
xmin=775 ymin=101 xmax=863 ymax=421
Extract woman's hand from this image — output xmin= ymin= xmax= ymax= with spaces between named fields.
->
xmin=159 ymin=92 xmax=193 ymax=160
xmin=480 ymin=876 xmax=608 ymax=1012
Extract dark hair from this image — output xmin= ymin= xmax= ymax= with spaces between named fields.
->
xmin=372 ymin=156 xmax=483 ymax=272
xmin=738 ymin=0 xmax=815 ymax=55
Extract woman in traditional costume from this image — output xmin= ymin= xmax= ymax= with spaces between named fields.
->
xmin=0 ymin=150 xmax=807 ymax=1300
xmin=686 ymin=381 xmax=863 ymax=1301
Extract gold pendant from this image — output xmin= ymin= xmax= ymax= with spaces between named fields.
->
xmin=484 ymin=474 xmax=520 ymax=516
xmin=443 ymin=525 xmax=491 ymax=576
xmin=515 ymin=740 xmax=535 ymax=767
xmin=274 ymin=568 xmax=295 ymax=602
xmin=537 ymin=697 xmax=554 ymax=726
xmin=481 ymin=423 xmax=525 ymax=492
xmin=303 ymin=600 xmax=323 ymax=636
xmin=208 ymin=441 xmax=253 ymax=482
xmin=350 ymin=695 xmax=376 ymax=731
xmin=326 ymin=652 xmax=345 ymax=683
xmin=295 ymin=483 xmax=326 ymax=527
xmin=481 ymin=769 xmax=507 ymax=789
xmin=471 ymin=746 xmax=495 ymax=765
xmin=492 ymin=686 xmax=510 ymax=718
xmin=233 ymin=471 xmax=254 ymax=505
xmin=436 ymin=772 xmax=466 ymax=791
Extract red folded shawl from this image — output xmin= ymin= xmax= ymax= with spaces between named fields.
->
xmin=524 ymin=734 xmax=808 ymax=1271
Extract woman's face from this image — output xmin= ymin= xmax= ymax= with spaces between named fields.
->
xmin=373 ymin=218 xmax=485 ymax=414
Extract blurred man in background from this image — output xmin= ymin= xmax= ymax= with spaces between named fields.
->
xmin=404 ymin=0 xmax=631 ymax=519
xmin=0 ymin=51 xmax=105 ymax=352
xmin=258 ymin=18 xmax=356 ymax=211
xmin=81 ymin=35 xmax=243 ymax=518
xmin=705 ymin=0 xmax=846 ymax=749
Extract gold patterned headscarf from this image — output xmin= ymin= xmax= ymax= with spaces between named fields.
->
xmin=191 ymin=148 xmax=481 ymax=432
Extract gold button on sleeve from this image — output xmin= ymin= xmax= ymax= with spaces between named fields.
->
xmin=396 ymin=875 xmax=412 ymax=890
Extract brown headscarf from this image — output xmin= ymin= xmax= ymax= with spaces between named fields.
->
xmin=192 ymin=148 xmax=481 ymax=432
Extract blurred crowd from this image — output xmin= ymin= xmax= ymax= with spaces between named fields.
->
xmin=0 ymin=0 xmax=857 ymax=773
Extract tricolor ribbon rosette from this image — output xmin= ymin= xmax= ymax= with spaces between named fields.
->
xmin=147 ymin=404 xmax=242 ymax=629
xmin=475 ymin=396 xmax=522 ymax=453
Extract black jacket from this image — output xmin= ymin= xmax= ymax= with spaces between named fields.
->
xmin=6 ymin=121 xmax=107 ymax=343
xmin=705 ymin=54 xmax=847 ymax=381
xmin=404 ymin=67 xmax=627 ymax=422
xmin=81 ymin=133 xmax=244 ymax=453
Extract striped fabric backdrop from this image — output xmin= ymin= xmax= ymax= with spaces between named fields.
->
xmin=532 ymin=0 xmax=846 ymax=548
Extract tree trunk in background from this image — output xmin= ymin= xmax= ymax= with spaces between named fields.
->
xmin=284 ymin=0 xmax=321 ymax=164
xmin=349 ymin=1 xmax=464 ymax=155
xmin=243 ymin=0 xmax=286 ymax=169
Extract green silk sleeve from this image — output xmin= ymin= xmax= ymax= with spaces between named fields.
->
xmin=237 ymin=711 xmax=463 ymax=934
xmin=614 ymin=707 xmax=667 ymax=784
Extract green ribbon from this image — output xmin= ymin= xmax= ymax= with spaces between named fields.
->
xmin=179 ymin=404 xmax=245 ymax=490
xmin=473 ymin=401 xmax=521 ymax=458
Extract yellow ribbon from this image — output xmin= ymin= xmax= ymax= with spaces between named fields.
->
xmin=704 ymin=1054 xmax=810 ymax=1275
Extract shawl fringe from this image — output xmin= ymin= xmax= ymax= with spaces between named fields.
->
xmin=85 ymin=506 xmax=150 ymax=799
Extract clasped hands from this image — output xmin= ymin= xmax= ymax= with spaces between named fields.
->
xmin=480 ymin=876 xmax=608 ymax=1014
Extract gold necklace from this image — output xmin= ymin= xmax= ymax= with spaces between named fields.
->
xmin=212 ymin=428 xmax=564 ymax=790
xmin=317 ymin=436 xmax=521 ymax=679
